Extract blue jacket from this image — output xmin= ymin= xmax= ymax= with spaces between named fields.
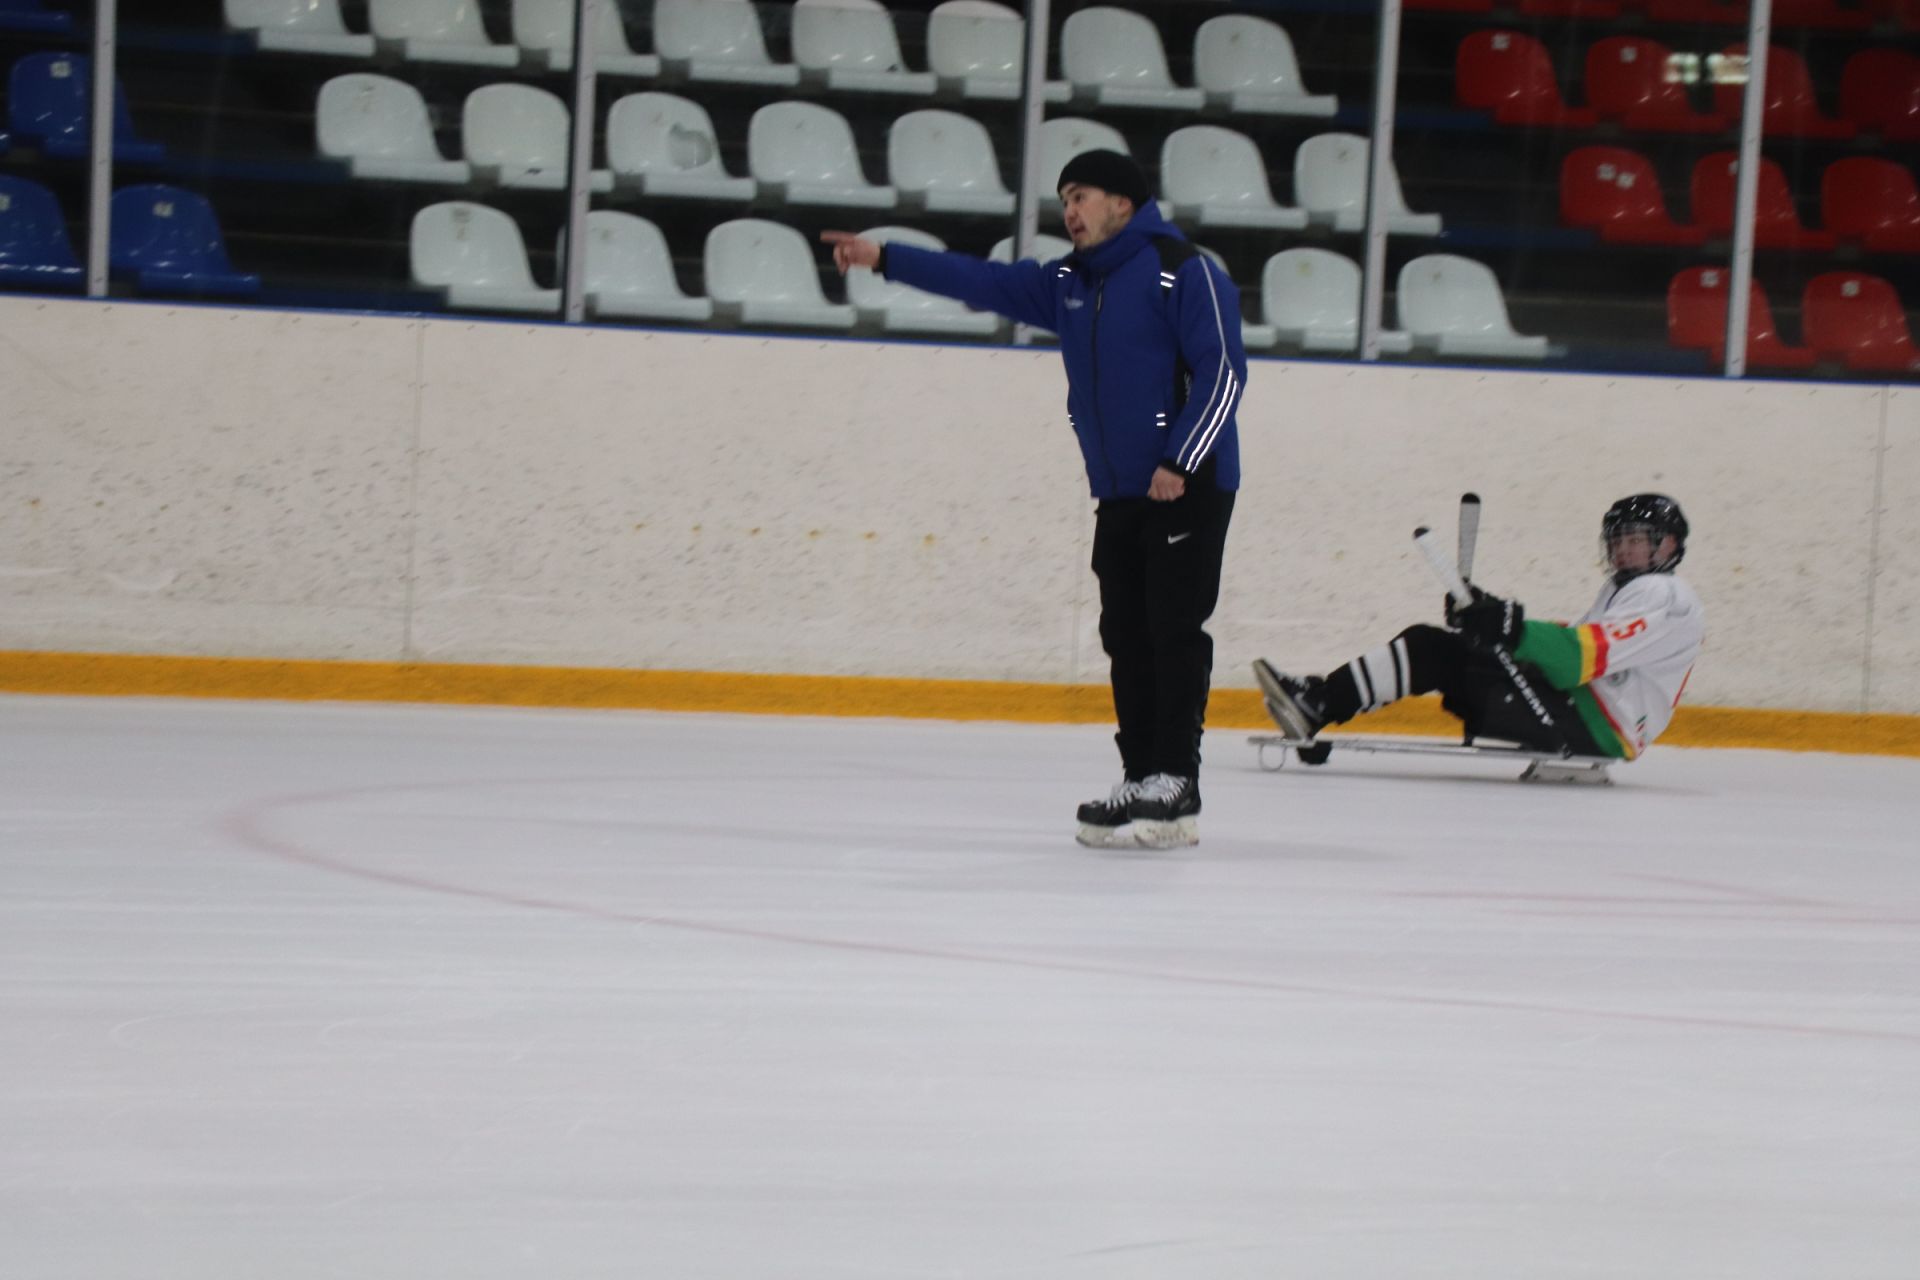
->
xmin=881 ymin=203 xmax=1246 ymax=500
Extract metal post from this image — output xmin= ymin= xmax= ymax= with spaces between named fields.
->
xmin=1359 ymin=0 xmax=1405 ymax=361
xmin=560 ymin=0 xmax=600 ymax=323
xmin=1009 ymin=0 xmax=1051 ymax=346
xmin=1723 ymin=1 xmax=1772 ymax=377
xmin=86 ymin=0 xmax=118 ymax=297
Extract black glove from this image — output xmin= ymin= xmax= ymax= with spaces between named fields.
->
xmin=1452 ymin=586 xmax=1525 ymax=648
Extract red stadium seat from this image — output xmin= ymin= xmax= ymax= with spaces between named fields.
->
xmin=1519 ymin=0 xmax=1621 ymax=15
xmin=1639 ymin=0 xmax=1867 ymax=23
xmin=1667 ymin=268 xmax=1818 ymax=369
xmin=1456 ymin=31 xmax=1598 ymax=129
xmin=1689 ymin=151 xmax=1837 ymax=250
xmin=1586 ymin=36 xmax=1732 ymax=134
xmin=1714 ymin=45 xmax=1856 ymax=139
xmin=1561 ymin=146 xmax=1707 ymax=246
xmin=1802 ymin=271 xmax=1920 ymax=372
xmin=1641 ymin=0 xmax=1747 ymax=24
xmin=1839 ymin=49 xmax=1920 ymax=141
xmin=1870 ymin=0 xmax=1920 ymax=30
xmin=1770 ymin=0 xmax=1875 ymax=29
xmin=1821 ymin=157 xmax=1920 ymax=253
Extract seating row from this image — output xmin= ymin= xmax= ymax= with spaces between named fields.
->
xmin=1669 ymin=267 xmax=1920 ymax=372
xmin=226 ymin=1 xmax=1338 ymax=117
xmin=13 ymin=173 xmax=1905 ymax=376
xmin=1412 ymin=0 xmax=1919 ymax=27
xmin=316 ymin=76 xmax=1443 ymax=236
xmin=408 ymin=199 xmax=1920 ymax=375
xmin=0 ymin=177 xmax=259 ymax=295
xmin=403 ymin=201 xmax=1543 ymax=356
xmin=1460 ymin=33 xmax=1920 ymax=141
xmin=1564 ymin=147 xmax=1920 ymax=252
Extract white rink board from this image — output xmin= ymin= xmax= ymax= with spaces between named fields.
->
xmin=0 ymin=296 xmax=1911 ymax=712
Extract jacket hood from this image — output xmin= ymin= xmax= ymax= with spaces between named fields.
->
xmin=1073 ymin=200 xmax=1184 ymax=278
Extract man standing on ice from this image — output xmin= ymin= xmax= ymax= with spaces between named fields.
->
xmin=822 ymin=151 xmax=1248 ymax=849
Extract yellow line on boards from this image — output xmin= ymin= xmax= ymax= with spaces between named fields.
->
xmin=2 ymin=650 xmax=1917 ymax=759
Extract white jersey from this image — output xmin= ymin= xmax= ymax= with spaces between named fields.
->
xmin=1570 ymin=572 xmax=1705 ymax=758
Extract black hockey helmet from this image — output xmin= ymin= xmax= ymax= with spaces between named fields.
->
xmin=1602 ymin=493 xmax=1688 ymax=580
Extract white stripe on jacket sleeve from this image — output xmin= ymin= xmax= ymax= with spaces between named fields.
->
xmin=1175 ymin=258 xmax=1240 ymax=474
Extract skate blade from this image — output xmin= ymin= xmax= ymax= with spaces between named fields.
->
xmin=1127 ymin=816 xmax=1198 ymax=849
xmin=1075 ymin=822 xmax=1138 ymax=848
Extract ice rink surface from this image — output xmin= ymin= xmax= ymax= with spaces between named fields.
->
xmin=3 ymin=693 xmax=1918 ymax=1279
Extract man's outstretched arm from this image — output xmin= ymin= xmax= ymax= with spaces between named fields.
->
xmin=822 ymin=231 xmax=1057 ymax=332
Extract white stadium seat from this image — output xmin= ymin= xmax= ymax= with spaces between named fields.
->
xmin=368 ymin=0 xmax=519 ymax=67
xmin=989 ymin=232 xmax=1074 ymax=263
xmin=411 ymin=201 xmax=559 ymax=313
xmin=316 ymin=74 xmax=471 ymax=184
xmin=1293 ymin=133 xmax=1442 ymax=236
xmin=463 ymin=83 xmax=613 ymax=192
xmin=225 ymin=0 xmax=375 ymax=57
xmin=889 ymin=110 xmax=1013 ymax=216
xmin=747 ymin=101 xmax=898 ymax=209
xmin=924 ymin=0 xmax=1071 ymax=102
xmin=511 ymin=0 xmax=659 ymax=76
xmin=1261 ymin=248 xmax=1412 ymax=354
xmin=704 ymin=218 xmax=856 ymax=330
xmin=653 ymin=0 xmax=800 ymax=87
xmin=1396 ymin=254 xmax=1549 ymax=360
xmin=792 ymin=0 xmax=937 ymax=96
xmin=1159 ymin=125 xmax=1308 ymax=230
xmin=845 ymin=226 xmax=999 ymax=336
xmin=1193 ymin=15 xmax=1336 ymax=117
xmin=567 ymin=211 xmax=713 ymax=322
xmin=1031 ymin=116 xmax=1129 ymax=208
xmin=606 ymin=92 xmax=756 ymax=201
xmin=1059 ymin=6 xmax=1205 ymax=110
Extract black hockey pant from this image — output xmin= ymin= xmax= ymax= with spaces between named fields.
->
xmin=1092 ymin=484 xmax=1236 ymax=782
xmin=1325 ymin=623 xmax=1603 ymax=756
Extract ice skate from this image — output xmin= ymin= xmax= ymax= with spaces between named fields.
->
xmin=1126 ymin=773 xmax=1199 ymax=848
xmin=1076 ymin=778 xmax=1144 ymax=847
xmin=1252 ymin=659 xmax=1329 ymax=743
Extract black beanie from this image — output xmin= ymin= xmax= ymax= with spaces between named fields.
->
xmin=1056 ymin=149 xmax=1151 ymax=207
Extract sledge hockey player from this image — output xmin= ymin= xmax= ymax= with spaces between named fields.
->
xmin=1254 ymin=494 xmax=1704 ymax=762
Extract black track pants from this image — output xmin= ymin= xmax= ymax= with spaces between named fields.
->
xmin=1092 ymin=484 xmax=1236 ymax=781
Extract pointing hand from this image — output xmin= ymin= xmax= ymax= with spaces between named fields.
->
xmin=820 ymin=230 xmax=881 ymax=274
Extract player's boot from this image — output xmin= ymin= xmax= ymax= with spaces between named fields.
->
xmin=1127 ymin=773 xmax=1200 ymax=849
xmin=1253 ymin=659 xmax=1330 ymax=743
xmin=1076 ymin=778 xmax=1144 ymax=847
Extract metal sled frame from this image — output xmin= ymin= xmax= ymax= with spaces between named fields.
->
xmin=1250 ymin=734 xmax=1615 ymax=785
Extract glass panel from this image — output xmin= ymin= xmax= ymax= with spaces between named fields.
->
xmin=583 ymin=0 xmax=1024 ymax=342
xmin=1741 ymin=12 xmax=1919 ymax=381
xmin=1389 ymin=9 xmax=1706 ymax=373
xmin=0 ymin=0 xmax=93 ymax=298
xmin=1392 ymin=1 xmax=1918 ymax=382
xmin=1042 ymin=0 xmax=1379 ymax=362
xmin=108 ymin=0 xmax=568 ymax=315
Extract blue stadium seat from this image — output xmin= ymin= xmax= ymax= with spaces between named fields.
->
xmin=109 ymin=185 xmax=261 ymax=296
xmin=7 ymin=52 xmax=166 ymax=163
xmin=0 ymin=174 xmax=86 ymax=288
xmin=0 ymin=0 xmax=75 ymax=35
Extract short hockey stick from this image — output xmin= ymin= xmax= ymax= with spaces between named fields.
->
xmin=1412 ymin=526 xmax=1571 ymax=757
xmin=1457 ymin=492 xmax=1481 ymax=584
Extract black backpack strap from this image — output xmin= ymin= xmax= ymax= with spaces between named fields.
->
xmin=1152 ymin=236 xmax=1202 ymax=293
xmin=1151 ymin=237 xmax=1203 ymax=413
